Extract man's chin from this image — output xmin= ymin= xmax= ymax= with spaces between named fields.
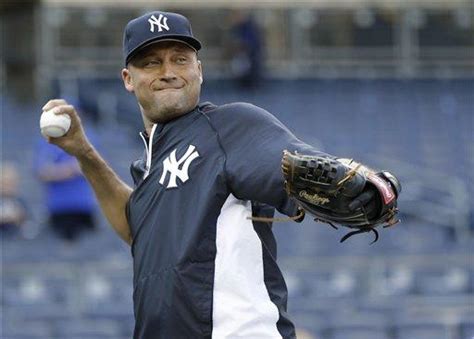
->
xmin=149 ymin=102 xmax=189 ymax=123
xmin=154 ymin=92 xmax=184 ymax=107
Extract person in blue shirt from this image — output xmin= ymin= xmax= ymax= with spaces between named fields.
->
xmin=34 ymin=103 xmax=97 ymax=241
xmin=40 ymin=11 xmax=390 ymax=338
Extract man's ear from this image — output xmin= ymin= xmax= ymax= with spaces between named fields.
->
xmin=197 ymin=60 xmax=203 ymax=84
xmin=121 ymin=68 xmax=134 ymax=93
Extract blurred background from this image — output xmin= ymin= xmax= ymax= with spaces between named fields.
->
xmin=1 ymin=0 xmax=473 ymax=338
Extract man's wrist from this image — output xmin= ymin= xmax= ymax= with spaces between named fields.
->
xmin=76 ymin=144 xmax=95 ymax=161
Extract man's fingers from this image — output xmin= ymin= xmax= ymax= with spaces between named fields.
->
xmin=349 ymin=190 xmax=375 ymax=211
xmin=51 ymin=105 xmax=75 ymax=116
xmin=47 ymin=104 xmax=80 ymax=124
xmin=41 ymin=104 xmax=82 ymax=144
xmin=42 ymin=99 xmax=68 ymax=112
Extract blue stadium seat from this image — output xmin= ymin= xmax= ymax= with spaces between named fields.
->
xmin=329 ymin=326 xmax=390 ymax=339
xmin=3 ymin=321 xmax=53 ymax=338
xmin=291 ymin=310 xmax=329 ymax=336
xmin=120 ymin=316 xmax=136 ymax=337
xmin=460 ymin=319 xmax=474 ymax=339
xmin=80 ymin=273 xmax=134 ymax=318
xmin=300 ymin=269 xmax=361 ymax=299
xmin=415 ymin=267 xmax=470 ymax=295
xmin=371 ymin=265 xmax=415 ymax=296
xmin=395 ymin=323 xmax=449 ymax=339
xmin=54 ymin=319 xmax=122 ymax=338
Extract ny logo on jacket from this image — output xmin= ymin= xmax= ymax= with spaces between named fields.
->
xmin=159 ymin=145 xmax=199 ymax=189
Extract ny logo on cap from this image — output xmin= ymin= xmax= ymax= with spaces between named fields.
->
xmin=148 ymin=14 xmax=169 ymax=33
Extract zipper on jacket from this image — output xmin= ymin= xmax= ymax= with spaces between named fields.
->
xmin=140 ymin=124 xmax=157 ymax=180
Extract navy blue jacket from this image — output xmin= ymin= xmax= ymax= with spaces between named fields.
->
xmin=127 ymin=102 xmax=328 ymax=338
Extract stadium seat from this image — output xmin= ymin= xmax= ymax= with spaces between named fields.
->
xmin=54 ymin=319 xmax=122 ymax=338
xmin=371 ymin=265 xmax=415 ymax=296
xmin=329 ymin=326 xmax=390 ymax=339
xmin=415 ymin=267 xmax=470 ymax=295
xmin=395 ymin=323 xmax=449 ymax=339
xmin=460 ymin=319 xmax=474 ymax=339
xmin=119 ymin=316 xmax=136 ymax=337
xmin=2 ymin=320 xmax=53 ymax=338
xmin=302 ymin=270 xmax=360 ymax=299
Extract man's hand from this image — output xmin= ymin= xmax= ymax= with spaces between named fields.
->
xmin=41 ymin=99 xmax=133 ymax=245
xmin=41 ymin=99 xmax=93 ymax=157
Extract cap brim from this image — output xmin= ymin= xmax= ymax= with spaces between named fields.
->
xmin=126 ymin=35 xmax=202 ymax=65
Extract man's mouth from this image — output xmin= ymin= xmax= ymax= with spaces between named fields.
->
xmin=158 ymin=86 xmax=184 ymax=91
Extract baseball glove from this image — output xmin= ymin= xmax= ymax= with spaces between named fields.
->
xmin=281 ymin=150 xmax=401 ymax=243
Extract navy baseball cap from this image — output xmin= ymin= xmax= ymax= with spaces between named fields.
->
xmin=123 ymin=11 xmax=202 ymax=65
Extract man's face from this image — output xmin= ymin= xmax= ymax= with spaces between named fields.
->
xmin=122 ymin=41 xmax=202 ymax=124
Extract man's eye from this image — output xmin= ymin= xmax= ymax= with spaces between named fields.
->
xmin=144 ymin=60 xmax=160 ymax=67
xmin=176 ymin=57 xmax=187 ymax=64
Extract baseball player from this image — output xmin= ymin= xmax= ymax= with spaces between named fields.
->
xmin=42 ymin=11 xmax=400 ymax=339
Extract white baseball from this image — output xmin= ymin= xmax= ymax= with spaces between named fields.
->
xmin=40 ymin=109 xmax=71 ymax=138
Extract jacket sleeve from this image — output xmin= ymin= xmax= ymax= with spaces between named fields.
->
xmin=209 ymin=102 xmax=335 ymax=217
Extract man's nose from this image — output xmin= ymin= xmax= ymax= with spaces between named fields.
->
xmin=159 ymin=62 xmax=177 ymax=81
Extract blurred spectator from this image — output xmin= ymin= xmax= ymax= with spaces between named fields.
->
xmin=33 ymin=107 xmax=98 ymax=242
xmin=229 ymin=10 xmax=264 ymax=88
xmin=0 ymin=162 xmax=27 ymax=236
